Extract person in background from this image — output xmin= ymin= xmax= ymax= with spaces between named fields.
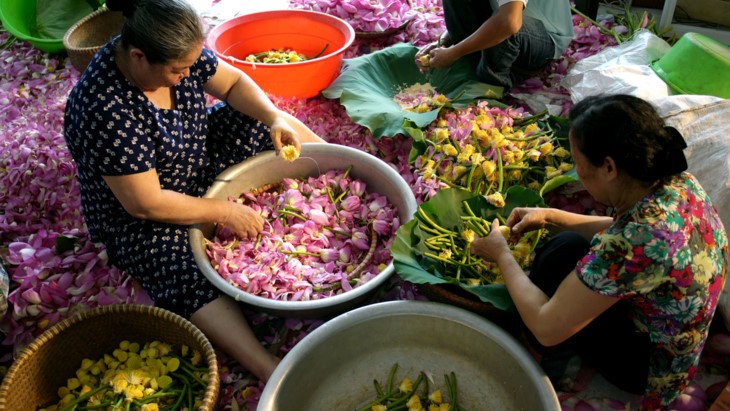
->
xmin=471 ymin=94 xmax=728 ymax=409
xmin=415 ymin=0 xmax=574 ymax=90
xmin=64 ymin=0 xmax=325 ymax=382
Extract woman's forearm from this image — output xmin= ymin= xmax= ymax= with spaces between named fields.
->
xmin=125 ymin=189 xmax=230 ymax=225
xmin=546 ymin=209 xmax=613 ymax=240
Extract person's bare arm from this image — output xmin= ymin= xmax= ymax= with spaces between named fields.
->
xmin=103 ymin=169 xmax=264 ymax=238
xmin=203 ymin=59 xmax=325 ymax=151
xmin=471 ymin=219 xmax=618 ymax=346
xmin=507 ymin=207 xmax=613 ymax=242
xmin=428 ymin=1 xmax=524 ymax=69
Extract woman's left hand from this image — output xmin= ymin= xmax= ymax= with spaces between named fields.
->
xmin=269 ymin=111 xmax=326 ymax=154
xmin=470 ymin=219 xmax=511 ymax=262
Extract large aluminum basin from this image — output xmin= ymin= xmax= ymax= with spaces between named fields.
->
xmin=189 ymin=143 xmax=418 ymax=318
xmin=258 ymin=300 xmax=561 ymax=410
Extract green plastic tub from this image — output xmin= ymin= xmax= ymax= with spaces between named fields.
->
xmin=651 ymin=32 xmax=730 ymax=99
xmin=0 ymin=0 xmax=65 ymax=53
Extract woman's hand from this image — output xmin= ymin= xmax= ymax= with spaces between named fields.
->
xmin=470 ymin=219 xmax=511 ymax=263
xmin=506 ymin=207 xmax=551 ymax=238
xmin=269 ymin=111 xmax=326 ymax=154
xmin=222 ymin=201 xmax=264 ymax=239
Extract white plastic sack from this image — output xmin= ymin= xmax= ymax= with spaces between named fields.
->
xmin=563 ymin=30 xmax=672 ymax=103
xmin=659 ymin=96 xmax=730 ymax=330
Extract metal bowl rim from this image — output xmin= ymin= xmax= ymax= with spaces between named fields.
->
xmin=189 ymin=144 xmax=418 ymax=314
xmin=260 ymin=300 xmax=561 ymax=410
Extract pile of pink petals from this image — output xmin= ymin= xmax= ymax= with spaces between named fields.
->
xmin=290 ymin=0 xmax=416 ymax=33
xmin=206 ymin=171 xmax=399 ymax=301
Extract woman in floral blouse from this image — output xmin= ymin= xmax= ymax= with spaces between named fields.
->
xmin=471 ymin=94 xmax=728 ymax=410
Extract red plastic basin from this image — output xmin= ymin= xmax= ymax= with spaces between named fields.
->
xmin=206 ymin=10 xmax=355 ymax=99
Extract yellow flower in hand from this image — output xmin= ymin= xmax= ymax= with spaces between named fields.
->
xmin=281 ymin=145 xmax=300 ymax=162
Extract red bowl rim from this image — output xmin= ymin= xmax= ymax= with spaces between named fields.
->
xmin=205 ymin=9 xmax=355 ymax=68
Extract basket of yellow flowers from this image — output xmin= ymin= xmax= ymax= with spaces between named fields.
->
xmin=0 ymin=304 xmax=219 ymax=410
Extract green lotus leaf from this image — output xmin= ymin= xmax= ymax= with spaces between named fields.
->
xmin=392 ymin=186 xmax=547 ymax=312
xmin=322 ymin=43 xmax=503 ymax=138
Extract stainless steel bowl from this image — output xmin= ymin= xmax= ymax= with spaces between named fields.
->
xmin=189 ymin=143 xmax=418 ymax=318
xmin=258 ymin=300 xmax=561 ymax=411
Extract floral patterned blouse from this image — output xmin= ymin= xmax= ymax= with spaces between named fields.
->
xmin=576 ymin=172 xmax=728 ymax=410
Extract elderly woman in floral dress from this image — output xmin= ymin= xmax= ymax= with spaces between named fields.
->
xmin=64 ymin=0 xmax=324 ymax=382
xmin=471 ymin=94 xmax=727 ymax=409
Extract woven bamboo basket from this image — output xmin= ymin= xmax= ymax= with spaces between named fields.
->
xmin=0 ymin=304 xmax=220 ymax=410
xmin=63 ymin=7 xmax=126 ymax=72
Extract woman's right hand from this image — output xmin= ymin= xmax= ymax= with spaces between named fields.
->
xmin=222 ymin=201 xmax=264 ymax=239
xmin=506 ymin=207 xmax=552 ymax=238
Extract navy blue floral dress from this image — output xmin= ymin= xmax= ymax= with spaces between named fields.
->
xmin=64 ymin=39 xmax=273 ymax=317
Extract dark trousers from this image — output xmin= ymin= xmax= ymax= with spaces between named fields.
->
xmin=527 ymin=232 xmax=650 ymax=394
xmin=442 ymin=0 xmax=554 ymax=89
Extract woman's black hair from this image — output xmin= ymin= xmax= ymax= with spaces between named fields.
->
xmin=106 ymin=0 xmax=203 ymax=64
xmin=568 ymin=94 xmax=688 ymax=184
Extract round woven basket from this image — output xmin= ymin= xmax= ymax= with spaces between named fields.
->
xmin=0 ymin=304 xmax=220 ymax=410
xmin=63 ymin=7 xmax=126 ymax=72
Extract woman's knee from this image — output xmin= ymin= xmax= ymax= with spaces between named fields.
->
xmin=530 ymin=231 xmax=590 ymax=296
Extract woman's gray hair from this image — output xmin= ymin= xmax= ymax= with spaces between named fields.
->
xmin=107 ymin=0 xmax=204 ymax=64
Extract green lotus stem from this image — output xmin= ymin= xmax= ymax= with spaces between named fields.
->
xmin=342 ymin=164 xmax=353 ymax=180
xmin=166 ymin=373 xmax=190 ymax=411
xmin=387 ymin=363 xmax=398 ymax=393
xmin=277 ymin=208 xmax=307 ymax=221
xmin=496 ymin=146 xmax=504 ymax=193
xmin=282 ymin=204 xmax=304 ymax=214
xmin=326 ymin=186 xmax=337 ymax=205
xmin=418 ymin=207 xmax=452 ymax=234
xmin=387 ymin=373 xmax=425 ymax=409
xmin=456 ymin=248 xmax=469 ymax=281
xmin=357 ymin=389 xmax=401 ymax=411
xmin=462 ymin=218 xmax=488 ymax=237
xmin=134 ymin=390 xmax=180 ymax=405
xmin=85 ymin=400 xmax=114 ymax=409
xmin=512 ymin=109 xmax=548 ymax=126
xmin=419 ymin=224 xmax=447 ymax=236
xmin=187 ymin=382 xmax=194 ymax=411
xmin=179 ymin=364 xmax=207 ymax=387
xmin=570 ymin=6 xmax=622 ymax=44
xmin=424 ymin=241 xmax=450 ymax=251
xmin=504 ymin=130 xmax=551 ymax=142
xmin=424 ymin=237 xmax=454 ymax=246
xmin=461 ymin=201 xmax=478 ymax=219
xmin=424 ymin=252 xmax=458 ymax=265
xmin=462 ymin=202 xmax=491 ymax=234
xmin=313 ymin=280 xmax=355 ymax=292
xmin=254 ymin=233 xmax=262 ymax=249
xmin=59 ymin=385 xmax=106 ymax=411
xmin=426 ymin=232 xmax=456 ymax=241
xmin=503 ymin=165 xmax=534 ymax=171
xmin=374 ymin=379 xmax=384 ymax=397
xmin=465 ymin=163 xmax=477 ymax=191
xmin=436 ymin=175 xmax=465 ymax=190
xmin=311 ymin=42 xmax=330 ymax=59
xmin=280 ymin=249 xmax=319 ymax=258
xmin=446 ymin=372 xmax=458 ymax=410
